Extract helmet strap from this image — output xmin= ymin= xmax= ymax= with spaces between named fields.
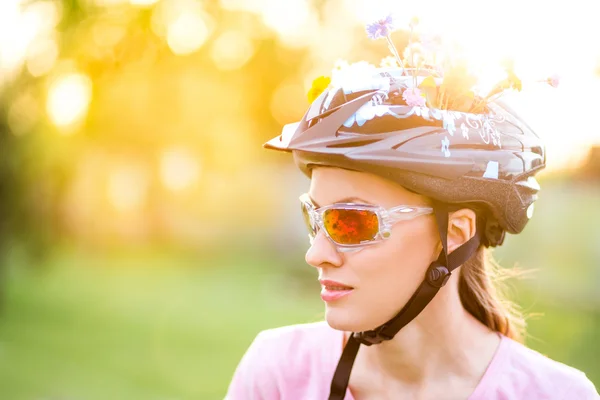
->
xmin=328 ymin=201 xmax=481 ymax=400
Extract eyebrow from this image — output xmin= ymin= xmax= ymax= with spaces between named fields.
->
xmin=308 ymin=195 xmax=373 ymax=208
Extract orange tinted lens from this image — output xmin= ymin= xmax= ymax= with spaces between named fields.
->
xmin=301 ymin=202 xmax=317 ymax=238
xmin=322 ymin=208 xmax=379 ymax=245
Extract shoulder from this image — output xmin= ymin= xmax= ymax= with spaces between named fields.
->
xmin=225 ymin=321 xmax=341 ymax=400
xmin=254 ymin=320 xmax=339 ymax=355
xmin=477 ymin=336 xmax=598 ymax=399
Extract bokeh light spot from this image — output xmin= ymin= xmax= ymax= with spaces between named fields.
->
xmin=167 ymin=11 xmax=209 ymax=55
xmin=108 ymin=164 xmax=150 ymax=212
xmin=261 ymin=0 xmax=310 ymax=36
xmin=260 ymin=0 xmax=315 ymax=48
xmin=26 ymin=37 xmax=58 ymax=77
xmin=210 ymin=31 xmax=254 ymax=71
xmin=47 ymin=72 xmax=93 ymax=129
xmin=160 ymin=147 xmax=201 ymax=191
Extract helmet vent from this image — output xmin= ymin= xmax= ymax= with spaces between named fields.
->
xmin=531 ymin=146 xmax=543 ymax=156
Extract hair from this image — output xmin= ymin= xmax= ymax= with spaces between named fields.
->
xmin=458 ymin=245 xmax=526 ymax=343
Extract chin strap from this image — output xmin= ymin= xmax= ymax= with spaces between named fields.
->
xmin=328 ymin=202 xmax=482 ymax=400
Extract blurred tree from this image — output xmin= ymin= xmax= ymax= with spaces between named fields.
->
xmin=0 ymin=0 xmax=300 ymax=273
xmin=0 ymin=0 xmax=408 ymax=300
xmin=0 ymin=0 xmax=90 ymax=303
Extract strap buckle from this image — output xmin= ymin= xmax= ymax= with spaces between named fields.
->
xmin=352 ymin=327 xmax=393 ymax=346
xmin=426 ymin=262 xmax=451 ymax=288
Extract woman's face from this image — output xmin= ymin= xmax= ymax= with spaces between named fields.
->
xmin=305 ymin=167 xmax=441 ymax=332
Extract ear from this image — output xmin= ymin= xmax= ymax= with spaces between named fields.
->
xmin=447 ymin=208 xmax=477 ymax=254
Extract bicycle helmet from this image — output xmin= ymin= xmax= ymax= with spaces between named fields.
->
xmin=263 ymin=18 xmax=548 ymax=399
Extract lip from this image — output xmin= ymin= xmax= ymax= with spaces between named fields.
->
xmin=319 ymin=279 xmax=354 ymax=302
xmin=319 ymin=279 xmax=353 ymax=287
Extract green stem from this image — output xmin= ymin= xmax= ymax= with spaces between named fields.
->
xmin=385 ymin=36 xmax=406 ymax=75
xmin=409 ymin=28 xmax=416 ymax=87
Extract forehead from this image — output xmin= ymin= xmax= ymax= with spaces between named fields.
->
xmin=308 ymin=167 xmax=427 ymax=207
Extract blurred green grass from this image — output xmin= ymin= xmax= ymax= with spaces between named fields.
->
xmin=0 ymin=251 xmax=324 ymax=400
xmin=0 ymin=179 xmax=598 ymax=399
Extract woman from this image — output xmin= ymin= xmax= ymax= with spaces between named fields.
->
xmin=225 ymin=44 xmax=599 ymax=400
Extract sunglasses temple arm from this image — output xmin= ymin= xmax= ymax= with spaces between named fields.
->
xmin=388 ymin=207 xmax=435 ymax=222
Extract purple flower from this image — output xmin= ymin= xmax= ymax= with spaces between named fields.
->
xmin=402 ymin=88 xmax=426 ymax=107
xmin=366 ymin=14 xmax=396 ymax=40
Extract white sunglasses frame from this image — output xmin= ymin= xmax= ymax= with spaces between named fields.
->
xmin=299 ymin=193 xmax=434 ymax=253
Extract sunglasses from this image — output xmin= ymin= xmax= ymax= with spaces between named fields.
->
xmin=299 ymin=193 xmax=434 ymax=252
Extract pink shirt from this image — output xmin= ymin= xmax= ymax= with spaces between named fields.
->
xmin=226 ymin=321 xmax=598 ymax=400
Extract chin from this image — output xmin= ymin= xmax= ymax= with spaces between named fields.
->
xmin=324 ymin=304 xmax=383 ymax=332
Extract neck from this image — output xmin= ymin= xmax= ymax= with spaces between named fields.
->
xmin=350 ymin=275 xmax=501 ymax=386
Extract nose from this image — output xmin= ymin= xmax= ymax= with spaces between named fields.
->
xmin=305 ymin=230 xmax=343 ymax=268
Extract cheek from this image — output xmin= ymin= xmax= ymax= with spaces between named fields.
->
xmin=389 ymin=218 xmax=439 ymax=270
xmin=364 ymin=219 xmax=437 ymax=276
xmin=351 ymin=220 xmax=438 ymax=320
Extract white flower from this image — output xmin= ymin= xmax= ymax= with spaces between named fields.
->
xmin=333 ymin=59 xmax=350 ymax=72
xmin=331 ymin=61 xmax=389 ymax=95
xmin=380 ymin=56 xmax=399 ymax=68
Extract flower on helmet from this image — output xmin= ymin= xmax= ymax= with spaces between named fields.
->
xmin=547 ymin=73 xmax=560 ymax=88
xmin=409 ymin=16 xmax=419 ymax=30
xmin=506 ymin=69 xmax=522 ymax=91
xmin=331 ymin=61 xmax=388 ymax=95
xmin=333 ymin=59 xmax=350 ymax=72
xmin=366 ymin=14 xmax=397 ymax=39
xmin=380 ymin=56 xmax=399 ymax=68
xmin=365 ymin=14 xmax=405 ymax=72
xmin=403 ymin=43 xmax=425 ymax=68
xmin=307 ymin=75 xmax=331 ymax=103
xmin=402 ymin=88 xmax=426 ymax=107
xmin=357 ymin=13 xmax=555 ymax=115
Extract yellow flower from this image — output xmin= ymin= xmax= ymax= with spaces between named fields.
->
xmin=380 ymin=56 xmax=398 ymax=68
xmin=307 ymin=75 xmax=331 ymax=103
